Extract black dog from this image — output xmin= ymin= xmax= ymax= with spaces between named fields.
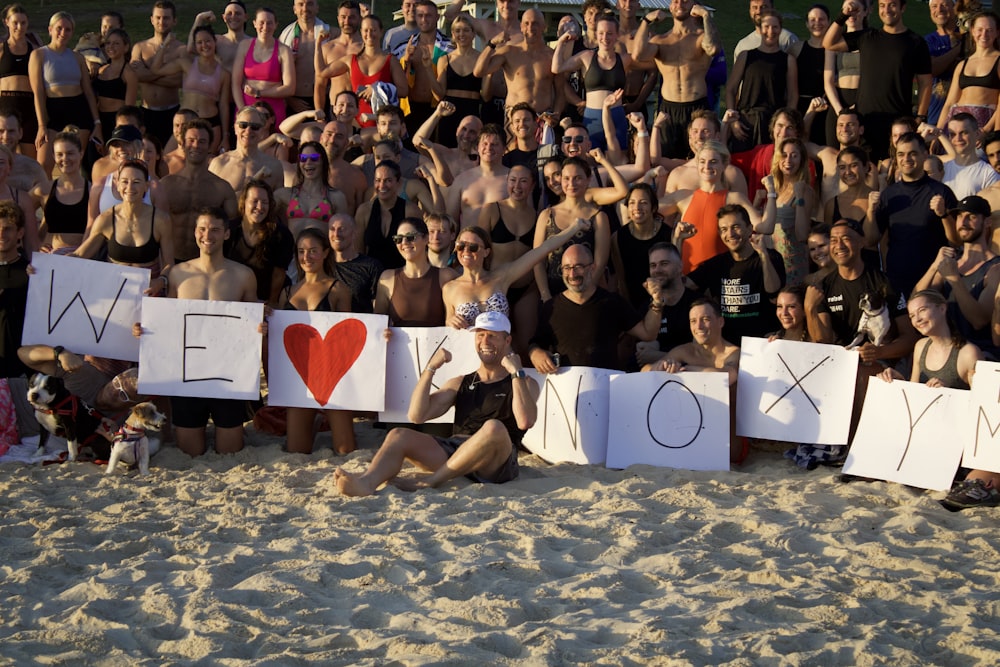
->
xmin=26 ymin=373 xmax=114 ymax=461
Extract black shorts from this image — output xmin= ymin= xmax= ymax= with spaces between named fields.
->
xmin=1 ymin=90 xmax=37 ymax=138
xmin=656 ymin=96 xmax=709 ymax=159
xmin=143 ymin=104 xmax=180 ymax=147
xmin=434 ymin=434 xmax=519 ymax=484
xmin=46 ymin=95 xmax=92 ymax=133
xmin=170 ymin=395 xmax=252 ymax=429
xmin=205 ymin=113 xmax=222 ymax=128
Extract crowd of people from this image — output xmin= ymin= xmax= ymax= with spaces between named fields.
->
xmin=0 ymin=0 xmax=998 ymax=510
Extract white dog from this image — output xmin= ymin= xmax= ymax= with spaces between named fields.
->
xmin=106 ymin=402 xmax=167 ymax=476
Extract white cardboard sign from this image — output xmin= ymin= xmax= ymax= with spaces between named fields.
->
xmin=137 ymin=297 xmax=263 ymax=400
xmin=736 ymin=337 xmax=858 ymax=445
xmin=521 ymin=366 xmax=619 ymax=465
xmin=606 ymin=371 xmax=731 ymax=471
xmin=844 ymin=379 xmax=966 ymax=491
xmin=23 ymin=253 xmax=150 ymax=361
xmin=964 ymin=360 xmax=1000 ymax=473
xmin=266 ymin=311 xmax=388 ymax=411
xmin=379 ymin=326 xmax=479 ymax=423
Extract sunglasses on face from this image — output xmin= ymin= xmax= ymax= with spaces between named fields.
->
xmin=455 ymin=241 xmax=480 ymax=253
xmin=562 ymin=135 xmax=586 ymax=144
xmin=236 ymin=121 xmax=263 ymax=131
xmin=392 ymin=233 xmax=424 ymax=244
xmin=299 ymin=153 xmax=322 ymax=163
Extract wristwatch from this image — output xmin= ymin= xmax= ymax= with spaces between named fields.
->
xmin=513 ymin=369 xmax=527 ymax=379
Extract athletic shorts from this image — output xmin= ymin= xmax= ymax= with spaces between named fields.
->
xmin=434 ymin=434 xmax=519 ymax=484
xmin=656 ymin=96 xmax=709 ymax=159
xmin=170 ymin=395 xmax=252 ymax=429
xmin=46 ymin=95 xmax=92 ymax=133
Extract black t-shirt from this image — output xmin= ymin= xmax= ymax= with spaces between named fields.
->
xmin=453 ymin=373 xmax=526 ymax=445
xmin=656 ymin=287 xmax=702 ymax=352
xmin=688 ymin=249 xmax=786 ymax=343
xmin=816 ymin=266 xmax=907 ymax=345
xmin=530 ymin=287 xmax=643 ymax=370
xmin=224 ymin=221 xmax=295 ymax=302
xmin=614 ymin=222 xmax=674 ymax=308
xmin=844 ymin=28 xmax=931 ymax=115
xmin=0 ymin=254 xmax=29 ymax=377
xmin=874 ymin=175 xmax=957 ymax=297
xmin=334 ymin=253 xmax=384 ymax=314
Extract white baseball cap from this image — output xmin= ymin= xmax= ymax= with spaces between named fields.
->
xmin=471 ymin=311 xmax=511 ymax=333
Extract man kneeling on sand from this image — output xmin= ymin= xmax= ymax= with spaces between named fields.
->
xmin=335 ymin=312 xmax=540 ymax=496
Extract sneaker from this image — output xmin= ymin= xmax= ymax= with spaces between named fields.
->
xmin=940 ymin=479 xmax=1000 ymax=512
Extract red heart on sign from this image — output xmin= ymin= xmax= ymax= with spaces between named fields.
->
xmin=283 ymin=319 xmax=368 ymax=406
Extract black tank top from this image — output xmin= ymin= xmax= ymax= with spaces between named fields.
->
xmin=92 ymin=61 xmax=128 ymax=101
xmin=365 ymin=196 xmax=407 ymax=270
xmin=43 ymin=179 xmax=89 ymax=235
xmin=108 ymin=205 xmax=160 ymax=264
xmin=445 ymin=55 xmax=480 ymax=93
xmin=583 ymin=51 xmax=626 ymax=93
xmin=958 ymin=55 xmax=1000 ymax=90
xmin=453 ymin=372 xmax=525 ymax=445
xmin=0 ymin=40 xmax=31 ymax=78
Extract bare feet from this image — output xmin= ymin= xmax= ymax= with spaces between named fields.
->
xmin=333 ymin=467 xmax=377 ymax=496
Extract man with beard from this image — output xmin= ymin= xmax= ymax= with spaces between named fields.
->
xmin=631 ymin=0 xmax=721 ymax=159
xmin=334 ymin=311 xmax=538 ymax=496
xmin=209 ymin=107 xmax=284 ymax=194
xmin=914 ymin=195 xmax=1000 ymax=358
xmin=664 ymin=111 xmax=748 ymax=195
xmin=473 ymin=10 xmax=564 ymax=115
xmin=446 ymin=125 xmax=510 ymax=226
xmin=529 ymin=244 xmax=663 ymax=372
xmin=397 ymin=0 xmax=453 ymax=136
xmin=412 ymin=100 xmax=482 ymax=181
xmin=160 ymin=120 xmax=239 ymax=262
xmin=634 ymin=242 xmax=702 ymax=367
xmin=314 ymin=1 xmax=362 ymax=111
xmin=687 ymin=203 xmax=785 ymax=343
xmin=446 ymin=0 xmax=523 ymax=45
xmin=320 ymin=120 xmax=368 ymax=214
xmin=866 ymin=132 xmax=958 ymax=297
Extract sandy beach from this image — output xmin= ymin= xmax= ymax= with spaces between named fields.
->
xmin=2 ymin=424 xmax=1000 ymax=666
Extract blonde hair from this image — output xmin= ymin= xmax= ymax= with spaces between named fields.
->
xmin=48 ymin=11 xmax=74 ymax=29
xmin=771 ymin=137 xmax=810 ymax=191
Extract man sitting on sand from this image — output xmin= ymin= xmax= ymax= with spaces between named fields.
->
xmin=335 ymin=312 xmax=539 ymax=496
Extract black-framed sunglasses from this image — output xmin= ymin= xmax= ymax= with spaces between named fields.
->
xmin=236 ymin=121 xmax=263 ymax=131
xmin=392 ymin=233 xmax=425 ymax=245
xmin=455 ymin=242 xmax=480 ymax=253
xmin=562 ymin=135 xmax=586 ymax=144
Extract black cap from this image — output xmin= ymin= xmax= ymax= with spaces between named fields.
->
xmin=948 ymin=195 xmax=992 ymax=219
xmin=106 ymin=124 xmax=142 ymax=147
xmin=831 ymin=218 xmax=864 ymax=237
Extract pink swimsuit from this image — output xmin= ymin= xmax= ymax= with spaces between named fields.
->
xmin=242 ymin=39 xmax=286 ymax=124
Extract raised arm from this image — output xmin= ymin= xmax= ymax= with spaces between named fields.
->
xmin=494 ymin=216 xmax=594 ymax=289
xmin=586 ymin=148 xmax=630 ymax=206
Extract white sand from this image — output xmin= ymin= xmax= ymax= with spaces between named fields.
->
xmin=2 ymin=425 xmax=1000 ymax=665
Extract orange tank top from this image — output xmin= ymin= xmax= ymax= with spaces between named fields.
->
xmin=681 ymin=189 xmax=729 ymax=274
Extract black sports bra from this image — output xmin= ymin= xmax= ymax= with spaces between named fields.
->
xmin=959 ymin=55 xmax=1000 ymax=90
xmin=283 ymin=281 xmax=337 ymax=312
xmin=0 ymin=40 xmax=30 ymax=78
xmin=43 ymin=178 xmax=89 ymax=235
xmin=445 ymin=55 xmax=480 ymax=93
xmin=108 ymin=205 xmax=160 ymax=264
xmin=583 ymin=51 xmax=626 ymax=93
xmin=92 ymin=61 xmax=128 ymax=101
xmin=490 ymin=202 xmax=534 ymax=246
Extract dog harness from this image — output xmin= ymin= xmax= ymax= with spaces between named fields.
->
xmin=37 ymin=394 xmax=112 ymax=447
xmin=113 ymin=424 xmax=145 ymax=464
